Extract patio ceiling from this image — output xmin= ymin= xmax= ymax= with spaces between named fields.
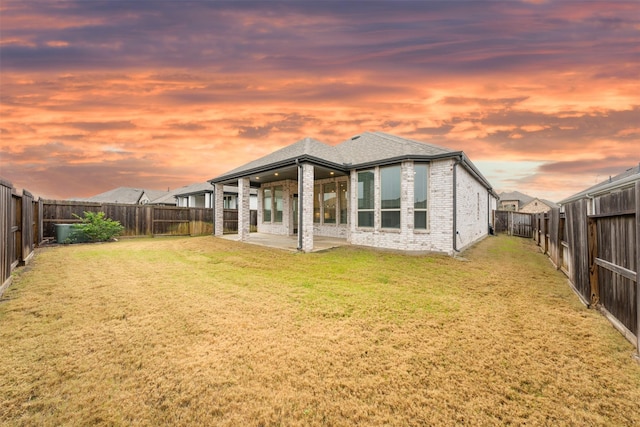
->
xmin=217 ymin=164 xmax=348 ymax=187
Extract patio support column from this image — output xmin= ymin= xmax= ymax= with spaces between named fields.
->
xmin=214 ymin=183 xmax=224 ymax=236
xmin=238 ymin=177 xmax=251 ymax=242
xmin=300 ymin=163 xmax=314 ymax=252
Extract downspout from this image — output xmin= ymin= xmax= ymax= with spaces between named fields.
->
xmin=296 ymin=159 xmax=303 ymax=251
xmin=452 ymin=156 xmax=462 ymax=252
xmin=487 ymin=189 xmax=491 ymax=234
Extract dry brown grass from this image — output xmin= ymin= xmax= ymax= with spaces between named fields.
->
xmin=1 ymin=235 xmax=639 ymax=426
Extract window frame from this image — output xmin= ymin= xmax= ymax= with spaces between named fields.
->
xmin=262 ymin=188 xmax=272 ymax=223
xmin=380 ymin=165 xmax=401 ymax=230
xmin=357 ymin=170 xmax=375 ymax=228
xmin=413 ymin=163 xmax=429 ymax=231
xmin=312 ymin=178 xmax=348 ymax=226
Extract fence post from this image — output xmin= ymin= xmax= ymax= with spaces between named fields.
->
xmin=508 ymin=211 xmax=513 ymax=236
xmin=146 ymin=206 xmax=153 ymax=236
xmin=635 ymin=181 xmax=640 ymax=358
xmin=587 ymin=216 xmax=599 ymax=306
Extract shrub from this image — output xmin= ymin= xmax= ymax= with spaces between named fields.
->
xmin=72 ymin=211 xmax=124 ymax=242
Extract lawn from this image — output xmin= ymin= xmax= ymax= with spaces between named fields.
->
xmin=1 ymin=235 xmax=639 ymax=426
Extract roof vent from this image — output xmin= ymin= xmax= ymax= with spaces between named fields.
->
xmin=351 ymin=135 xmax=360 ymax=140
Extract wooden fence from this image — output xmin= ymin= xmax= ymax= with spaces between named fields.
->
xmin=1 ymin=180 xmax=215 ymax=297
xmin=532 ymin=181 xmax=639 ymax=354
xmin=493 ymin=210 xmax=533 ymax=238
xmin=42 ymin=200 xmax=214 ymax=239
xmin=1 ymin=180 xmax=43 ymax=295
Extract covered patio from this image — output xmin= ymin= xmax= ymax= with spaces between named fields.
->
xmin=210 ymin=137 xmax=349 ymax=253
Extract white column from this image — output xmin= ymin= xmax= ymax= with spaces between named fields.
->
xmin=238 ymin=178 xmax=251 ymax=241
xmin=301 ymin=163 xmax=314 ymax=252
xmin=214 ymin=183 xmax=224 ymax=236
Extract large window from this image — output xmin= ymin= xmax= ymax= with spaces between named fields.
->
xmin=380 ymin=165 xmax=401 ymax=229
xmin=314 ymin=184 xmax=321 ymax=223
xmin=274 ymin=186 xmax=283 ymax=223
xmin=323 ymin=183 xmax=336 ymax=224
xmin=313 ymin=180 xmax=347 ymax=225
xmin=339 ymin=181 xmax=348 ymax=224
xmin=263 ymin=188 xmax=272 ymax=222
xmin=357 ymin=170 xmax=375 ymax=227
xmin=414 ymin=164 xmax=428 ymax=230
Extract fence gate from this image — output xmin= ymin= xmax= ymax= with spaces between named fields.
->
xmin=493 ymin=210 xmax=533 ymax=238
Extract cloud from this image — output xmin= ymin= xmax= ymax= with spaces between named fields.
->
xmin=1 ymin=0 xmax=639 ymax=203
xmin=68 ymin=121 xmax=137 ymax=132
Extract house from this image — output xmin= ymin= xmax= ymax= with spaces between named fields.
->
xmin=174 ymin=182 xmax=258 ymax=210
xmin=210 ymin=131 xmax=498 ymax=254
xmin=498 ymin=191 xmax=558 ymax=213
xmin=76 ymin=187 xmax=177 ymax=205
xmin=174 ymin=182 xmax=214 ymax=208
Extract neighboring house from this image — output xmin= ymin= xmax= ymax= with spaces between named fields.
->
xmin=498 ymin=191 xmax=558 ymax=213
xmin=174 ymin=182 xmax=258 ymax=210
xmin=174 ymin=182 xmax=214 ymax=208
xmin=77 ymin=187 xmax=176 ymax=205
xmin=559 ymin=163 xmax=640 ymax=214
xmin=210 ymin=131 xmax=498 ymax=254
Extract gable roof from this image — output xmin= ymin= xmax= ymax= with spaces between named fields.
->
xmin=77 ymin=186 xmax=180 ymax=205
xmin=499 ymin=191 xmax=534 ymax=205
xmin=521 ymin=197 xmax=559 ymax=210
xmin=218 ymin=137 xmax=345 ymax=180
xmin=560 ymin=163 xmax=640 ymax=204
xmin=337 ymin=131 xmax=455 ymax=166
xmin=82 ymin=187 xmax=147 ymax=204
xmin=211 ymin=131 xmax=464 ymax=184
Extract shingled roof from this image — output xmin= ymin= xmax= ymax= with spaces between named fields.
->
xmin=337 ymin=131 xmax=455 ymax=166
xmin=212 ymin=131 xmax=462 ymax=183
xmin=218 ymin=137 xmax=344 ymax=179
xmin=560 ymin=164 xmax=640 ymax=204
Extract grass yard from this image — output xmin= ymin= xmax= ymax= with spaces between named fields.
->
xmin=1 ymin=235 xmax=639 ymax=426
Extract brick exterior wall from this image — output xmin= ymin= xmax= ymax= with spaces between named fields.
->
xmin=348 ymin=160 xmax=457 ymax=254
xmin=300 ymin=163 xmax=314 ymax=252
xmin=214 ymin=183 xmax=224 ymax=236
xmin=455 ymin=164 xmax=491 ymax=251
xmin=238 ymin=177 xmax=250 ymax=241
xmin=519 ymin=199 xmax=553 ymax=214
xmin=236 ymin=158 xmax=491 ymax=255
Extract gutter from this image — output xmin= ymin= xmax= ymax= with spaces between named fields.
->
xmin=296 ymin=159 xmax=303 ymax=251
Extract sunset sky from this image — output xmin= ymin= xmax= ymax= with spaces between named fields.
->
xmin=1 ymin=1 xmax=639 ymax=202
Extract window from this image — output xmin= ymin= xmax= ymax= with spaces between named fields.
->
xmin=274 ymin=186 xmax=283 ymax=223
xmin=223 ymin=195 xmax=237 ymax=210
xmin=263 ymin=188 xmax=272 ymax=222
xmin=314 ymin=184 xmax=321 ymax=223
xmin=323 ymin=183 xmax=336 ymax=224
xmin=414 ymin=164 xmax=428 ymax=229
xmin=380 ymin=165 xmax=401 ymax=229
xmin=339 ymin=181 xmax=348 ymax=224
xmin=357 ymin=170 xmax=374 ymax=227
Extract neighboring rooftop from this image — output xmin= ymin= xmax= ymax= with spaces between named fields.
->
xmin=560 ymin=163 xmax=640 ymax=204
xmin=499 ymin=191 xmax=534 ymax=205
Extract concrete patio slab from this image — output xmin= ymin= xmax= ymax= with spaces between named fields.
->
xmin=218 ymin=233 xmax=348 ymax=253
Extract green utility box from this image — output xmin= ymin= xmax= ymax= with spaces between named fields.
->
xmin=55 ymin=224 xmax=87 ymax=243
